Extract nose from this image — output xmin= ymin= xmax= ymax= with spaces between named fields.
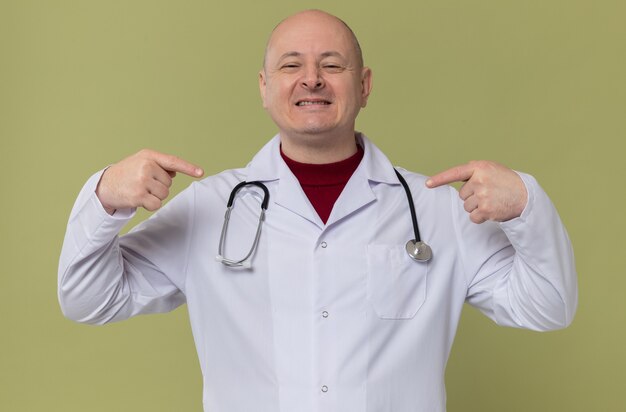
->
xmin=301 ymin=66 xmax=324 ymax=90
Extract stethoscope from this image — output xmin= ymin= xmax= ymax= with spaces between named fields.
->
xmin=216 ymin=168 xmax=432 ymax=268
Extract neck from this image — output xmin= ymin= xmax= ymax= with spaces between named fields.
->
xmin=279 ymin=131 xmax=358 ymax=164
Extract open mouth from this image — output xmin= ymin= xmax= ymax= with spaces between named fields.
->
xmin=295 ymin=100 xmax=332 ymax=106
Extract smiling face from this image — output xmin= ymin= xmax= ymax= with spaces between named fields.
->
xmin=259 ymin=11 xmax=372 ymax=152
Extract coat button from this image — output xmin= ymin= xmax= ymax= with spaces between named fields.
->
xmin=322 ymin=311 xmax=329 ymax=318
xmin=321 ymin=385 xmax=328 ymax=393
xmin=320 ymin=241 xmax=327 ymax=248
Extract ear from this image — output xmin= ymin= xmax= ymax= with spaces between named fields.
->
xmin=259 ymin=69 xmax=268 ymax=109
xmin=360 ymin=67 xmax=373 ymax=108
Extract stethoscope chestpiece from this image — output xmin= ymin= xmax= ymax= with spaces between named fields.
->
xmin=406 ymin=239 xmax=432 ymax=262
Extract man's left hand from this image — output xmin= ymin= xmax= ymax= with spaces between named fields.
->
xmin=426 ymin=161 xmax=528 ymax=224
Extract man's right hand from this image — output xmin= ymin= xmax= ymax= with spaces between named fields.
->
xmin=95 ymin=149 xmax=204 ymax=215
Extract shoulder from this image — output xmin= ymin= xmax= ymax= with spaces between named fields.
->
xmin=194 ymin=167 xmax=248 ymax=192
xmin=393 ymin=166 xmax=457 ymax=202
xmin=162 ymin=167 xmax=248 ymax=211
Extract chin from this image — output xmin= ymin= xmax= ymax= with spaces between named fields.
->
xmin=294 ymin=119 xmax=338 ymax=135
xmin=299 ymin=125 xmax=334 ymax=135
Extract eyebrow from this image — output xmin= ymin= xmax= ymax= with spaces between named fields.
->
xmin=277 ymin=51 xmax=301 ymax=61
xmin=320 ymin=51 xmax=345 ymax=59
xmin=277 ymin=51 xmax=347 ymax=62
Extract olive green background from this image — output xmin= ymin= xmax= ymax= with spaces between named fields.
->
xmin=1 ymin=0 xmax=624 ymax=410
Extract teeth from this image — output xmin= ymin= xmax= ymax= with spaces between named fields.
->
xmin=297 ymin=101 xmax=330 ymax=106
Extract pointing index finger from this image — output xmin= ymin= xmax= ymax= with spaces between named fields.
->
xmin=426 ymin=163 xmax=475 ymax=188
xmin=151 ymin=151 xmax=204 ymax=178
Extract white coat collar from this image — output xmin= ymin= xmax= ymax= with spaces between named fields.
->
xmin=245 ymin=132 xmax=399 ymax=185
xmin=244 ymin=132 xmax=400 ymax=229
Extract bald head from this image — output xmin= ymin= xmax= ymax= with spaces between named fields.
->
xmin=258 ymin=9 xmax=373 ymax=154
xmin=263 ymin=10 xmax=363 ymax=70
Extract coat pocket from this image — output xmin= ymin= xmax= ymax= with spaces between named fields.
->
xmin=367 ymin=244 xmax=428 ymax=319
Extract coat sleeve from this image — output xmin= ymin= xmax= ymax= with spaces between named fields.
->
xmin=58 ymin=170 xmax=195 ymax=325
xmin=454 ymin=172 xmax=577 ymax=331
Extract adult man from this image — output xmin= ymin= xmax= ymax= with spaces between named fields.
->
xmin=58 ymin=9 xmax=577 ymax=411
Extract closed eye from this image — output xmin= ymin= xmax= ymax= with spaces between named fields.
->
xmin=323 ymin=64 xmax=345 ymax=73
xmin=280 ymin=63 xmax=301 ymax=70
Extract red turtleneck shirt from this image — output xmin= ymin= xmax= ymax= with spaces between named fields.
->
xmin=281 ymin=145 xmax=364 ymax=224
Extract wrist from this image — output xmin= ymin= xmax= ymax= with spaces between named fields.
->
xmin=95 ymin=170 xmax=117 ymax=215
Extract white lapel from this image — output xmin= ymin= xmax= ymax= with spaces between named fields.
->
xmin=244 ymin=133 xmax=400 ymax=229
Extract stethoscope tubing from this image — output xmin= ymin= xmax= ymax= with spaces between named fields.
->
xmin=394 ymin=169 xmax=423 ymax=244
xmin=217 ymin=168 xmax=432 ymax=267
xmin=217 ymin=181 xmax=269 ymax=268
